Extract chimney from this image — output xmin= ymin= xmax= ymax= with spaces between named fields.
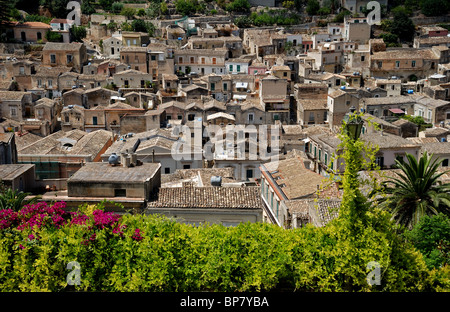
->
xmin=130 ymin=152 xmax=137 ymax=165
xmin=123 ymin=155 xmax=131 ymax=167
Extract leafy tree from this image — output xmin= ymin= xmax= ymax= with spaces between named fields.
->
xmin=120 ymin=22 xmax=133 ymax=31
xmin=420 ymin=0 xmax=450 ymax=16
xmin=332 ymin=8 xmax=351 ymax=23
xmin=45 ymin=30 xmax=63 ymax=42
xmin=317 ymin=7 xmax=331 ymax=15
xmin=81 ymin=0 xmax=96 ymax=15
xmin=282 ymin=1 xmax=295 ymax=10
xmin=406 ymin=213 xmax=450 ymax=269
xmin=131 ymin=19 xmax=148 ymax=33
xmin=381 ymin=32 xmax=400 ymax=46
xmin=111 ymin=2 xmax=124 ymax=13
xmin=107 ymin=21 xmax=118 ymax=32
xmin=306 ymin=0 xmax=320 ymax=15
xmin=160 ymin=2 xmax=168 ymax=15
xmin=0 ymin=188 xmax=40 ymax=212
xmin=137 ymin=8 xmax=146 ymax=17
xmin=175 ymin=0 xmax=198 ymax=16
xmin=25 ymin=14 xmax=52 ymax=24
xmin=121 ymin=7 xmax=136 ymax=19
xmin=391 ymin=10 xmax=415 ymax=42
xmin=233 ymin=16 xmax=252 ymax=28
xmin=39 ymin=0 xmax=71 ymax=18
xmin=70 ymin=25 xmax=87 ymax=42
xmin=99 ymin=0 xmax=115 ymax=11
xmin=226 ymin=0 xmax=251 ymax=13
xmin=373 ymin=152 xmax=450 ymax=229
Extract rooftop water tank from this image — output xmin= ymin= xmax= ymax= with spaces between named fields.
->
xmin=108 ymin=153 xmax=120 ymax=165
xmin=211 ymin=176 xmax=222 ymax=187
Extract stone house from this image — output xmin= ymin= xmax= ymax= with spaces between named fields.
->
xmin=175 ymin=49 xmax=227 ymax=76
xmin=61 ymin=104 xmax=85 ymax=131
xmin=102 ymin=35 xmax=122 ymax=59
xmin=360 ymin=96 xmax=417 ymax=119
xmin=12 ymin=22 xmax=51 ymax=43
xmin=259 ymin=75 xmax=289 ymax=123
xmin=370 ymin=48 xmax=441 ymax=82
xmin=0 ymin=91 xmax=33 ymax=122
xmin=49 ymin=18 xmax=74 ymax=43
xmin=34 ymin=97 xmax=58 ymax=134
xmin=122 ymin=31 xmax=149 ymax=47
xmin=18 ymin=129 xmax=114 ymax=181
xmin=187 ymin=36 xmax=243 ymax=58
xmin=297 ymin=99 xmax=328 ymax=126
xmin=31 ymin=66 xmax=69 ymax=99
xmin=112 ymin=69 xmax=153 ymax=89
xmin=42 ymin=42 xmax=87 ymax=73
xmin=147 ymin=186 xmax=262 ymax=226
xmin=375 ymin=79 xmax=402 ymax=97
xmin=327 ymin=89 xmax=360 ymax=128
xmin=225 ymin=58 xmax=251 ymax=75
xmin=62 ymin=162 xmax=161 ymax=211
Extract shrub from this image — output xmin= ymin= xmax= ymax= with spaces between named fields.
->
xmin=0 ymin=202 xmax=447 ymax=291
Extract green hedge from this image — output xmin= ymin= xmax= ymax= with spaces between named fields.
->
xmin=0 ymin=202 xmax=448 ymax=292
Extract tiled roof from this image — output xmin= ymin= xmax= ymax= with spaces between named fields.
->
xmin=0 ymin=164 xmax=35 ymax=180
xmin=68 ymin=162 xmax=160 ymax=183
xmin=43 ymin=42 xmax=84 ymax=51
xmin=420 ymin=142 xmax=450 ymax=154
xmin=148 ymin=186 xmax=262 ymax=209
xmin=0 ymin=91 xmax=30 ymax=100
xmin=262 ymin=156 xmax=329 ymax=200
xmin=298 ymin=99 xmax=327 ymax=111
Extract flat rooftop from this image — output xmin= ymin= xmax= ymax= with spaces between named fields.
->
xmin=68 ymin=162 xmax=160 ymax=183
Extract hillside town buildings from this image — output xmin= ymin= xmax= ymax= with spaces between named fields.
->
xmin=1 ymin=2 xmax=450 ymax=230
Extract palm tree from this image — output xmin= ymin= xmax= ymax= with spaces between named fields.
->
xmin=374 ymin=152 xmax=450 ymax=229
xmin=0 ymin=188 xmax=41 ymax=211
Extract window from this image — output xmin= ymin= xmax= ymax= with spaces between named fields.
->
xmin=248 ymin=113 xmax=254 ymax=122
xmin=50 ymin=54 xmax=56 ymax=64
xmin=378 ymin=61 xmax=382 ymax=68
xmin=361 ymin=55 xmax=365 ymax=62
xmin=178 ymin=57 xmax=183 ymax=63
xmin=319 ymin=149 xmax=321 ymax=161
xmin=188 ymin=114 xmax=195 ymax=121
xmin=395 ymin=61 xmax=400 ymax=68
xmin=164 ymin=167 xmax=170 ymax=174
xmin=201 ymin=58 xmax=205 ymax=64
xmin=324 ymin=153 xmax=328 ymax=165
xmin=443 ymin=159 xmax=449 ymax=167
xmin=237 ymin=65 xmax=241 ymax=72
xmin=212 ymin=58 xmax=216 ymax=65
xmin=229 ymin=64 xmax=233 ymax=72
xmin=177 ymin=115 xmax=183 ymax=120
xmin=223 ymin=83 xmax=227 ymax=91
xmin=48 ymin=79 xmax=53 ymax=87
xmin=10 ymin=107 xmax=17 ymax=117
xmin=183 ymin=164 xmax=190 ymax=169
xmin=37 ymin=32 xmax=42 ymax=40
xmin=67 ymin=55 xmax=73 ymax=64
xmin=114 ymin=189 xmax=126 ymax=197
xmin=211 ymin=82 xmax=215 ymax=91
xmin=19 ymin=66 xmax=25 ymax=75
xmin=412 ymin=61 xmax=416 ymax=67
xmin=246 ymin=169 xmax=253 ymax=180
xmin=190 ymin=57 xmax=194 ymax=64
xmin=37 ymin=79 xmax=42 ymax=87
xmin=375 ymin=156 xmax=384 ymax=168
xmin=151 ymin=55 xmax=156 ymax=61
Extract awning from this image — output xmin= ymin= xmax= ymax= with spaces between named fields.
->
xmin=233 ymin=94 xmax=247 ymax=100
xmin=389 ymin=108 xmax=405 ymax=114
xmin=236 ymin=82 xmax=248 ymax=88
